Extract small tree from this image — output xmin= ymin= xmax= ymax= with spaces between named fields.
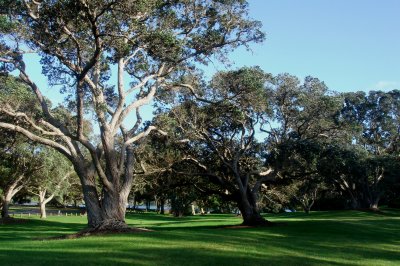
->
xmin=0 ymin=140 xmax=42 ymax=218
xmin=28 ymin=147 xmax=73 ymax=218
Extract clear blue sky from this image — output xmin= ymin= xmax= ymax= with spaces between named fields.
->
xmin=25 ymin=0 xmax=400 ymax=105
xmin=221 ymin=0 xmax=400 ymax=92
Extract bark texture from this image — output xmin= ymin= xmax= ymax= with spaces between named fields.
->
xmin=236 ymin=189 xmax=270 ymax=226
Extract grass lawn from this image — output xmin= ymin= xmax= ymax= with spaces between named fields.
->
xmin=0 ymin=209 xmax=399 ymax=265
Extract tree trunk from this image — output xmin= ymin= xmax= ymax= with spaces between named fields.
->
xmin=369 ymin=195 xmax=381 ymax=210
xmin=74 ymin=158 xmax=133 ymax=231
xmin=40 ymin=202 xmax=47 ymax=218
xmin=1 ymin=188 xmax=18 ymax=218
xmin=238 ymin=202 xmax=267 ymax=226
xmin=132 ymin=196 xmax=137 ymax=211
xmin=1 ymin=199 xmax=10 ymax=218
xmin=236 ymin=189 xmax=270 ymax=226
xmin=39 ymin=190 xmax=46 ymax=218
xmin=155 ymin=197 xmax=160 ymax=213
xmin=98 ymin=189 xmax=129 ymax=230
xmin=38 ymin=190 xmax=55 ymax=219
xmin=74 ymin=165 xmax=106 ymax=229
xmin=160 ymin=198 xmax=165 ymax=215
xmin=1 ymin=175 xmax=24 ymax=218
xmin=349 ymin=195 xmax=360 ymax=209
xmin=301 ymin=198 xmax=314 ymax=214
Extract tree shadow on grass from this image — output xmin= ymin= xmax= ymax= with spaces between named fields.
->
xmin=0 ymin=219 xmax=85 ymax=241
xmin=0 ymin=246 xmax=358 ymax=266
xmin=0 ymin=212 xmax=399 ymax=265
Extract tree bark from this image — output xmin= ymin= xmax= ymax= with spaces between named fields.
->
xmin=369 ymin=195 xmax=381 ymax=210
xmin=133 ymin=197 xmax=137 ymax=211
xmin=1 ymin=199 xmax=10 ymax=218
xmin=236 ymin=189 xmax=270 ymax=226
xmin=100 ymin=189 xmax=129 ymax=228
xmin=38 ymin=190 xmax=55 ymax=219
xmin=160 ymin=199 xmax=165 ymax=215
xmin=1 ymin=178 xmax=24 ymax=218
xmin=40 ymin=202 xmax=46 ymax=218
xmin=75 ymin=162 xmax=132 ymax=230
xmin=39 ymin=190 xmax=46 ymax=218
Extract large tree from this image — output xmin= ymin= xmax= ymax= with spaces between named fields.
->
xmin=261 ymin=74 xmax=344 ymax=213
xmin=0 ymin=0 xmax=263 ymax=230
xmin=153 ymin=67 xmax=274 ymax=225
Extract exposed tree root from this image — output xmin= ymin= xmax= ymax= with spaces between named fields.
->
xmin=45 ymin=219 xmax=153 ymax=240
xmin=240 ymin=217 xmax=274 ymax=227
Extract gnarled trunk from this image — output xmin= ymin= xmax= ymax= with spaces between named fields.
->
xmin=99 ymin=189 xmax=129 ymax=229
xmin=236 ymin=188 xmax=270 ymax=226
xmin=75 ymin=163 xmax=131 ymax=230
xmin=369 ymin=195 xmax=381 ymax=210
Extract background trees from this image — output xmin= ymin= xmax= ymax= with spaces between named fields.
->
xmin=28 ymin=147 xmax=73 ymax=218
xmin=0 ymin=139 xmax=42 ymax=218
xmin=0 ymin=75 xmax=42 ymax=218
xmin=150 ymin=69 xmax=399 ymax=217
xmin=335 ymin=90 xmax=400 ymax=209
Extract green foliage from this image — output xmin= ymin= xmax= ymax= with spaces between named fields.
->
xmin=29 ymin=146 xmax=73 ymax=197
xmin=0 ymin=14 xmax=15 ymax=33
xmin=0 ymin=75 xmax=38 ymax=114
xmin=342 ymin=90 xmax=400 ymax=155
xmin=0 ymin=137 xmax=41 ymax=198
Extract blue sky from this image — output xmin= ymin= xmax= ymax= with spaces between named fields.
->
xmin=220 ymin=0 xmax=400 ymax=92
xmin=24 ymin=0 xmax=400 ymax=105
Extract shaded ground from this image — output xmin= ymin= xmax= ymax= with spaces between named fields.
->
xmin=0 ymin=210 xmax=399 ymax=265
xmin=0 ymin=217 xmax=27 ymax=225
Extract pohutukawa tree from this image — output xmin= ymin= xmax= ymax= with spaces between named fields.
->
xmin=153 ymin=67 xmax=275 ymax=226
xmin=262 ymin=74 xmax=344 ymax=213
xmin=0 ymin=0 xmax=263 ymax=230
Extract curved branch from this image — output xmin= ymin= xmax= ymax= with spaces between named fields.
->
xmin=0 ymin=122 xmax=72 ymax=158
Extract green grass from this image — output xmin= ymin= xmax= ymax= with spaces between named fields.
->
xmin=1 ymin=209 xmax=399 ymax=265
